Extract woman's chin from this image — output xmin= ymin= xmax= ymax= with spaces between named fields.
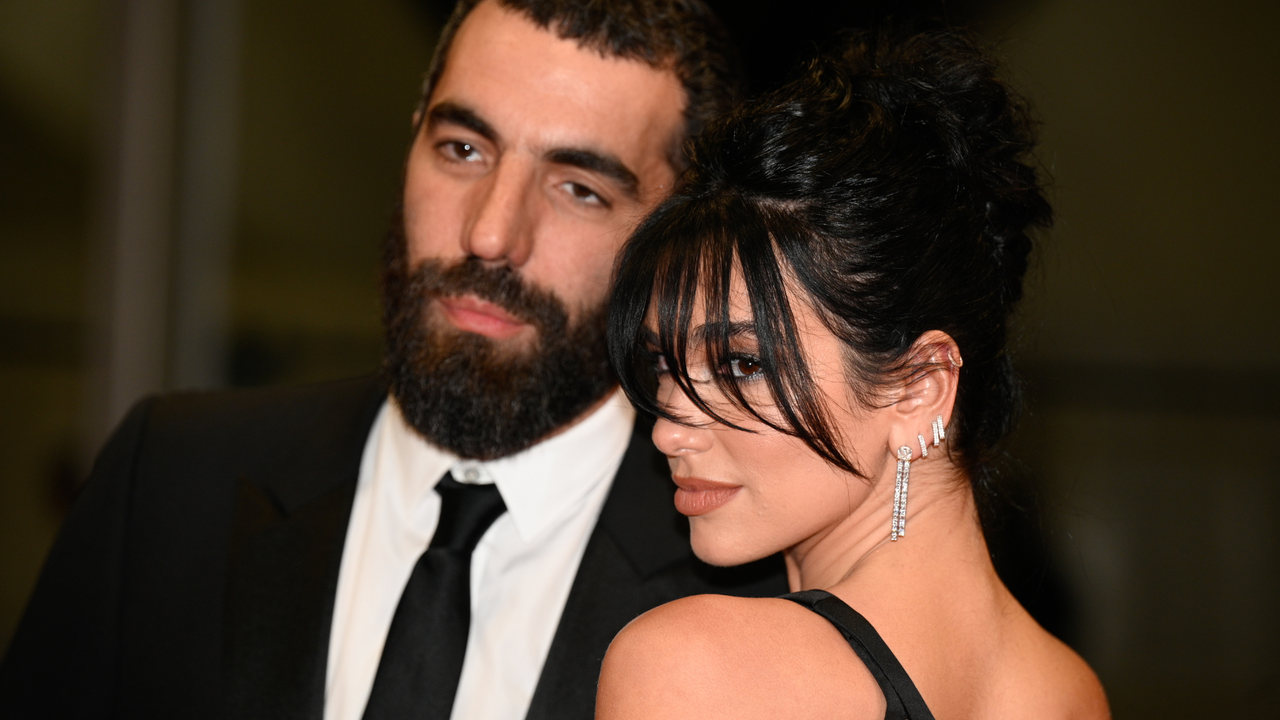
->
xmin=690 ymin=529 xmax=767 ymax=568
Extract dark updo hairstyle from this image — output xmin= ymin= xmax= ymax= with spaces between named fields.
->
xmin=607 ymin=29 xmax=1051 ymax=527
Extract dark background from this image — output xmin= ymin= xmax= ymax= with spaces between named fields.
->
xmin=1 ymin=0 xmax=1276 ymax=716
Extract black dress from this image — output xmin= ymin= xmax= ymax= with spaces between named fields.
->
xmin=782 ymin=590 xmax=936 ymax=720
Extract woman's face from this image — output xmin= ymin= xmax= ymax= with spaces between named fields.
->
xmin=649 ymin=278 xmax=898 ymax=567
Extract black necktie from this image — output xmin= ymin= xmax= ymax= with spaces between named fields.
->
xmin=362 ymin=475 xmax=507 ymax=720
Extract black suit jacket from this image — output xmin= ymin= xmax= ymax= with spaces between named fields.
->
xmin=0 ymin=376 xmax=786 ymax=719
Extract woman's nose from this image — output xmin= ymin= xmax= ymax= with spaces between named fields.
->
xmin=651 ymin=381 xmax=714 ymax=456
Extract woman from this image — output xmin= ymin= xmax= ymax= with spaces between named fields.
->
xmin=597 ymin=29 xmax=1109 ymax=720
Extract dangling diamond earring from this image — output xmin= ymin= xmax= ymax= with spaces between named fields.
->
xmin=891 ymin=446 xmax=912 ymax=541
xmin=892 ymin=419 xmax=948 ymax=541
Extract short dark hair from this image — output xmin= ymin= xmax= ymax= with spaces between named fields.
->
xmin=419 ymin=0 xmax=741 ymax=157
xmin=608 ymin=29 xmax=1052 ymax=526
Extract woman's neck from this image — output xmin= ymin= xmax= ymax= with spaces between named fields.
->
xmin=782 ymin=461 xmax=990 ymax=595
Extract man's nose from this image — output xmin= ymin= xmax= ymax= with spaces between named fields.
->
xmin=462 ymin=159 xmax=535 ymax=267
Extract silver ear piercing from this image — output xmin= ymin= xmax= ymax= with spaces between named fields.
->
xmin=931 ymin=415 xmax=945 ymax=447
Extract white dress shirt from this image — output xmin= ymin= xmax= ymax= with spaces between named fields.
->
xmin=324 ymin=391 xmax=635 ymax=720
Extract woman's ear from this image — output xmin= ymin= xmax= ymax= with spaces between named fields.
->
xmin=888 ymin=330 xmax=961 ymax=451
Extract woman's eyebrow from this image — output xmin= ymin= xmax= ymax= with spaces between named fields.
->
xmin=642 ymin=320 xmax=756 ymax=352
xmin=693 ymin=320 xmax=758 ymax=345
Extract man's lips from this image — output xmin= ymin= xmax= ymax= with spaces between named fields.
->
xmin=672 ymin=476 xmax=741 ymax=517
xmin=437 ymin=295 xmax=527 ymax=339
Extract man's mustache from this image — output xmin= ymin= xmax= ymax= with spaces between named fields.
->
xmin=412 ymin=257 xmax=568 ymax=332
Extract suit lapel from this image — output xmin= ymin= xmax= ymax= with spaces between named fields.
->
xmin=223 ymin=377 xmax=387 ymax=719
xmin=525 ymin=417 xmax=692 ymax=720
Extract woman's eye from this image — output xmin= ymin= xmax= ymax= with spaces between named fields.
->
xmin=727 ymin=356 xmax=764 ymax=379
xmin=653 ymin=354 xmax=671 ymax=375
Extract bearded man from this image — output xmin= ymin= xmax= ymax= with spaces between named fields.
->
xmin=0 ymin=1 xmax=784 ymax=719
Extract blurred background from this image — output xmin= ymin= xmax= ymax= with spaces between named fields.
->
xmin=0 ymin=0 xmax=1276 ymax=716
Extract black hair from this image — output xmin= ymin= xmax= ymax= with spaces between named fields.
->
xmin=419 ymin=0 xmax=741 ymax=157
xmin=608 ymin=29 xmax=1051 ymax=526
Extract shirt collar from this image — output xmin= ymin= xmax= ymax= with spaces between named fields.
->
xmin=384 ymin=391 xmax=635 ymax=544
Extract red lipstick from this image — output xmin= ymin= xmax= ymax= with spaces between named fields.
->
xmin=671 ymin=476 xmax=741 ymax=516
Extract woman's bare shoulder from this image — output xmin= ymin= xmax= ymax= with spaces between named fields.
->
xmin=1037 ymin=638 xmax=1111 ymax=719
xmin=996 ymin=617 xmax=1111 ymax=720
xmin=597 ymin=595 xmax=887 ymax=720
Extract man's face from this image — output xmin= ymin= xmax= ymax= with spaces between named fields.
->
xmin=385 ymin=0 xmax=687 ymax=459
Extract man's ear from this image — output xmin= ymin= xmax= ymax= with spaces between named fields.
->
xmin=888 ymin=330 xmax=962 ymax=453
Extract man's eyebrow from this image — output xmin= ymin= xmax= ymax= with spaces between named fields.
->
xmin=425 ymin=102 xmax=498 ymax=144
xmin=546 ymin=148 xmax=640 ymax=200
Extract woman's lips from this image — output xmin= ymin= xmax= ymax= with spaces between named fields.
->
xmin=672 ymin=476 xmax=741 ymax=517
xmin=437 ymin=295 xmax=526 ymax=339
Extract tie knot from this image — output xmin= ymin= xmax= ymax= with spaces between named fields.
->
xmin=430 ymin=475 xmax=507 ymax=552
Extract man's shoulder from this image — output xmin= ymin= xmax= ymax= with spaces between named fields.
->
xmin=134 ymin=375 xmax=387 ymax=449
xmin=145 ymin=374 xmax=387 ymax=429
xmin=109 ymin=375 xmax=388 ymax=494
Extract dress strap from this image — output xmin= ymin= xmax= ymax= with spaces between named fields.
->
xmin=782 ymin=590 xmax=936 ymax=720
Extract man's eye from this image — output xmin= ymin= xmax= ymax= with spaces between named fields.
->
xmin=560 ymin=181 xmax=607 ymax=207
xmin=439 ymin=141 xmax=482 ymax=162
xmin=727 ymin=356 xmax=764 ymax=380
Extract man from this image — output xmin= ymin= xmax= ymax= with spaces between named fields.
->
xmin=0 ymin=1 xmax=785 ymax=718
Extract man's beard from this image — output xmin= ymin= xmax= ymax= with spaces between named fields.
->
xmin=381 ymin=214 xmax=616 ymax=460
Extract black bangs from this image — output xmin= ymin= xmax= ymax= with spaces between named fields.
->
xmin=607 ymin=192 xmax=863 ymax=476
